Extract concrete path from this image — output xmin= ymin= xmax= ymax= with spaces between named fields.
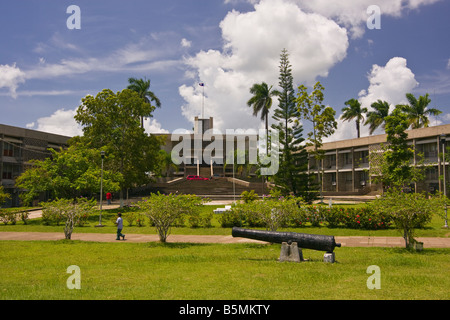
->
xmin=0 ymin=231 xmax=449 ymax=248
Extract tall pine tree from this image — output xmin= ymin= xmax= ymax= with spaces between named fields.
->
xmin=271 ymin=49 xmax=316 ymax=202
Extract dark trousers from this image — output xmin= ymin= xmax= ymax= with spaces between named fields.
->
xmin=116 ymin=228 xmax=125 ymax=240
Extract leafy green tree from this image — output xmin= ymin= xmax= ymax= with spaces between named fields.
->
xmin=0 ymin=186 xmax=11 ymax=206
xmin=271 ymin=49 xmax=315 ymax=201
xmin=15 ymin=144 xmax=122 ymax=205
xmin=127 ymin=77 xmax=161 ymax=128
xmin=296 ymin=82 xmax=337 ymax=153
xmin=74 ymin=89 xmax=165 ymax=206
xmin=397 ymin=93 xmax=442 ymax=129
xmin=372 ymin=107 xmax=426 ymax=190
xmin=370 ymin=189 xmax=437 ymax=248
xmin=365 ymin=100 xmax=390 ymax=134
xmin=40 ymin=197 xmax=96 ymax=240
xmin=296 ymin=82 xmax=337 ymax=199
xmin=138 ymin=193 xmax=204 ymax=242
xmin=247 ymin=82 xmax=280 ymax=152
xmin=341 ymin=98 xmax=367 ymax=138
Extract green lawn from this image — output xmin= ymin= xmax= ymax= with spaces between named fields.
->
xmin=0 ymin=240 xmax=449 ymax=300
xmin=1 ymin=203 xmax=449 ymax=300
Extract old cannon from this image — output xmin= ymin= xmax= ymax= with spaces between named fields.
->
xmin=232 ymin=227 xmax=341 ymax=263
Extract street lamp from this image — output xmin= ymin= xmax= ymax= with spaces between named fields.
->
xmin=441 ymin=134 xmax=448 ymax=228
xmin=96 ymin=150 xmax=105 ymax=227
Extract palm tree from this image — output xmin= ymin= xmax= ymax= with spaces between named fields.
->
xmin=365 ymin=100 xmax=391 ymax=135
xmin=341 ymin=98 xmax=367 ymax=138
xmin=247 ymin=82 xmax=280 ymax=153
xmin=397 ymin=93 xmax=442 ymax=129
xmin=127 ymin=77 xmax=161 ymax=128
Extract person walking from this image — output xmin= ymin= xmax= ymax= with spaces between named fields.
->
xmin=115 ymin=213 xmax=125 ymax=240
xmin=106 ymin=192 xmax=112 ymax=205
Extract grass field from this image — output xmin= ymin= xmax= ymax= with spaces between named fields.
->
xmin=1 ymin=240 xmax=449 ymax=300
xmin=1 ymin=204 xmax=449 ymax=301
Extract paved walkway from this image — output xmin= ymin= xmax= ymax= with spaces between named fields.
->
xmin=6 ymin=207 xmax=449 ymax=248
xmin=0 ymin=231 xmax=449 ymax=248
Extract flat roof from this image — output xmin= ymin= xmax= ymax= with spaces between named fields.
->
xmin=0 ymin=124 xmax=71 ymax=145
xmin=310 ymin=123 xmax=450 ymax=151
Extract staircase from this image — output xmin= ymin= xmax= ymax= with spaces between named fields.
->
xmin=142 ymin=178 xmax=268 ymax=200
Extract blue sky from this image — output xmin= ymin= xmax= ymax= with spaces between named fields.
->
xmin=1 ymin=0 xmax=449 ymax=141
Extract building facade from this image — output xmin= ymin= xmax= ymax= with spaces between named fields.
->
xmin=308 ymin=124 xmax=450 ymax=196
xmin=157 ymin=117 xmax=260 ymax=179
xmin=0 ymin=124 xmax=70 ymax=207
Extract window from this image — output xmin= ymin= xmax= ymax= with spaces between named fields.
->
xmin=425 ymin=167 xmax=438 ymax=180
xmin=2 ymin=163 xmax=13 ymax=179
xmin=3 ymin=143 xmax=13 ymax=157
xmin=343 ymin=153 xmax=352 ymax=165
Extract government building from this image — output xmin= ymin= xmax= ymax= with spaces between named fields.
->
xmin=0 ymin=124 xmax=70 ymax=206
xmin=2 ymin=120 xmax=450 ymax=206
xmin=309 ymin=124 xmax=450 ymax=197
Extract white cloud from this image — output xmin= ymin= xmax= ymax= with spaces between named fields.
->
xmin=144 ymin=118 xmax=169 ymax=134
xmin=26 ymin=108 xmax=83 ymax=137
xmin=326 ymin=57 xmax=419 ymax=141
xmin=242 ymin=0 xmax=441 ymax=39
xmin=179 ymin=0 xmax=348 ymax=132
xmin=27 ymin=108 xmax=169 ymax=137
xmin=181 ymin=38 xmax=192 ymax=48
xmin=359 ymin=57 xmax=418 ymax=112
xmin=0 ymin=63 xmax=26 ymax=98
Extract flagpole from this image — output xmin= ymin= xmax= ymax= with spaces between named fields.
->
xmin=199 ymin=82 xmax=205 ymax=119
xmin=202 ymin=83 xmax=204 ymax=119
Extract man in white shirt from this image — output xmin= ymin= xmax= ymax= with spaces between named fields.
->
xmin=115 ymin=213 xmax=125 ymax=240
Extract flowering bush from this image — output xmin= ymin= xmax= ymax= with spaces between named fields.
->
xmin=220 ymin=197 xmax=393 ymax=230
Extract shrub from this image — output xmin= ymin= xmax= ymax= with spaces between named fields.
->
xmin=369 ymin=190 xmax=436 ymax=248
xmin=124 ymin=211 xmax=137 ymax=226
xmin=0 ymin=210 xmax=18 ymax=225
xmin=40 ymin=198 xmax=96 ymax=239
xmin=240 ymin=190 xmax=259 ymax=203
xmin=304 ymin=205 xmax=324 ymax=227
xmin=219 ymin=207 xmax=244 ymax=228
xmin=138 ymin=193 xmax=204 ymax=242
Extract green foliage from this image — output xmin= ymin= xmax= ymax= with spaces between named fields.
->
xmin=369 ymin=189 xmax=438 ymax=248
xmin=271 ymin=49 xmax=316 ymax=201
xmin=15 ymin=144 xmax=122 ymax=205
xmin=296 ymin=81 xmax=337 ymax=152
xmin=247 ymin=82 xmax=280 ymax=141
xmin=40 ymin=198 xmax=96 ymax=239
xmin=365 ymin=100 xmax=390 ymax=134
xmin=138 ymin=193 xmax=205 ymax=242
xmin=0 ymin=210 xmax=18 ymax=225
xmin=74 ymin=89 xmax=165 ymax=196
xmin=341 ymin=98 xmax=367 ymax=138
xmin=220 ymin=198 xmax=393 ymax=231
xmin=374 ymin=107 xmax=423 ymax=189
xmin=0 ymin=186 xmax=11 ymax=206
xmin=227 ymin=197 xmax=305 ymax=231
xmin=296 ymin=82 xmax=337 ymax=200
xmin=240 ymin=190 xmax=259 ymax=203
xmin=397 ymin=93 xmax=442 ymax=129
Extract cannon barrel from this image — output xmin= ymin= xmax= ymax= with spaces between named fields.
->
xmin=232 ymin=227 xmax=341 ymax=252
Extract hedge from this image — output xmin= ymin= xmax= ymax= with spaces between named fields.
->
xmin=219 ymin=201 xmax=392 ymax=230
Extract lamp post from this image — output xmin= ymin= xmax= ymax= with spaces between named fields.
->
xmin=96 ymin=150 xmax=105 ymax=227
xmin=441 ymin=134 xmax=448 ymax=228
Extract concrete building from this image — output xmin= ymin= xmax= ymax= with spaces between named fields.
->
xmin=156 ymin=116 xmax=260 ymax=179
xmin=0 ymin=124 xmax=70 ymax=207
xmin=308 ymin=124 xmax=450 ymax=196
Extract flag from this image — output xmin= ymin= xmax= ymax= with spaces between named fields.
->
xmin=199 ymin=82 xmax=205 ymax=86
